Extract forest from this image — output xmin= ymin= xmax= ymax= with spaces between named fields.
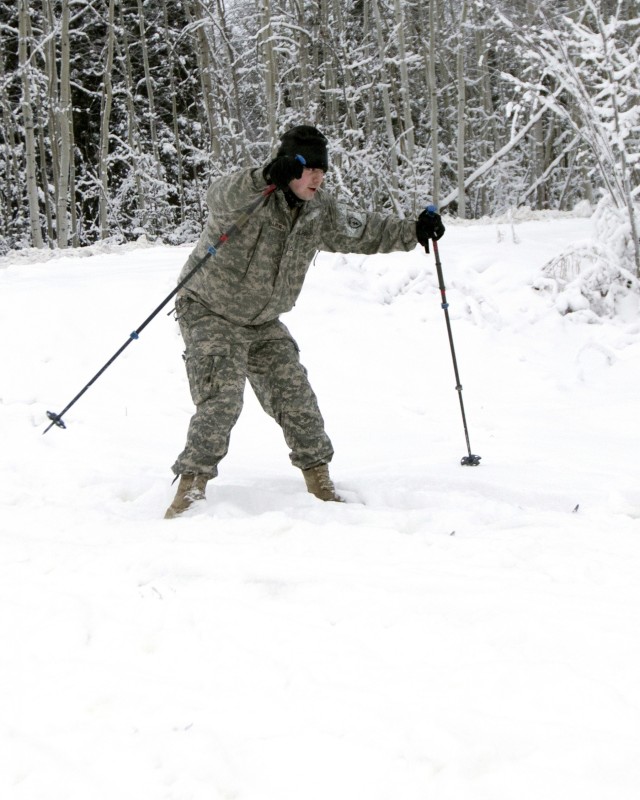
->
xmin=1 ymin=0 xmax=639 ymax=271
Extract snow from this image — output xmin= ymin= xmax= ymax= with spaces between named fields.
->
xmin=1 ymin=212 xmax=640 ymax=799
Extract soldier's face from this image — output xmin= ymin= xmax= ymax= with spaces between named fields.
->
xmin=289 ymin=167 xmax=325 ymax=201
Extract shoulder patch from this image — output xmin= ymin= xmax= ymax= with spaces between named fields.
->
xmin=335 ymin=205 xmax=367 ymax=237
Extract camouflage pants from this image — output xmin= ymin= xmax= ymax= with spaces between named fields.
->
xmin=171 ymin=296 xmax=334 ymax=478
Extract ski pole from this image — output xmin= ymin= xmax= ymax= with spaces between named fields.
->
xmin=43 ymin=183 xmax=278 ymax=434
xmin=426 ymin=205 xmax=481 ymax=466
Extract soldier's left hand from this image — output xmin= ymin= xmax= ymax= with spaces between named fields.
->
xmin=416 ymin=209 xmax=446 ymax=247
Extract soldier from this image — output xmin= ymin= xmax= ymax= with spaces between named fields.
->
xmin=165 ymin=125 xmax=445 ymax=518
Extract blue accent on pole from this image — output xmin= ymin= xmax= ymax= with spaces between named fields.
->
xmin=207 ymin=245 xmax=217 ymax=256
xmin=295 ymin=154 xmax=307 ymax=165
xmin=441 ymin=302 xmax=449 ymax=309
xmin=130 ymin=331 xmax=139 ymax=340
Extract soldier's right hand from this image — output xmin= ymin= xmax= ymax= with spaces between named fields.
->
xmin=264 ymin=155 xmax=305 ymax=190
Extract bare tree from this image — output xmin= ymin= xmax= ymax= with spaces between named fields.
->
xmin=369 ymin=0 xmax=400 ymax=210
xmin=184 ymin=0 xmax=221 ymax=159
xmin=456 ymin=0 xmax=468 ymax=218
xmin=392 ymin=0 xmax=415 ymax=161
xmin=17 ymin=0 xmax=42 ymax=247
xmin=98 ymin=0 xmax=115 ymax=239
xmin=0 ymin=33 xmax=22 ymax=244
xmin=55 ymin=0 xmax=72 ymax=246
xmin=427 ymin=0 xmax=441 ymax=206
xmin=258 ymin=0 xmax=278 ymax=143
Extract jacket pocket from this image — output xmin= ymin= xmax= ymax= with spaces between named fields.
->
xmin=184 ymin=342 xmax=231 ymax=405
xmin=245 ymin=223 xmax=264 ymax=268
xmin=245 ymin=221 xmax=286 ymax=279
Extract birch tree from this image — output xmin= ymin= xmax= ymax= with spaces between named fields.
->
xmin=98 ymin=0 xmax=115 ymax=239
xmin=427 ymin=0 xmax=441 ymax=206
xmin=17 ymin=0 xmax=42 ymax=247
xmin=392 ymin=0 xmax=414 ymax=161
xmin=456 ymin=0 xmax=469 ymax=218
xmin=369 ymin=0 xmax=400 ymax=210
xmin=0 ymin=33 xmax=22 ymax=244
xmin=184 ymin=0 xmax=220 ymax=160
xmin=55 ymin=0 xmax=72 ymax=246
xmin=258 ymin=0 xmax=278 ymax=143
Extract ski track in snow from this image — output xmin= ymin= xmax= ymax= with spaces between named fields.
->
xmin=1 ymin=215 xmax=640 ymax=799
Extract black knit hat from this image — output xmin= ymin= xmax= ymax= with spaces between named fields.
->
xmin=276 ymin=125 xmax=329 ymax=171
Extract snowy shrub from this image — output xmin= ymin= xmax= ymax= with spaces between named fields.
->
xmin=534 ymin=243 xmax=640 ymax=318
xmin=593 ymin=196 xmax=640 ymax=275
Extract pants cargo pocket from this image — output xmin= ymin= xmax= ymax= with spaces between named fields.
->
xmin=184 ymin=342 xmax=231 ymax=406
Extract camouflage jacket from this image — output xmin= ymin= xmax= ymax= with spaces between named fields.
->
xmin=178 ymin=166 xmax=418 ymax=326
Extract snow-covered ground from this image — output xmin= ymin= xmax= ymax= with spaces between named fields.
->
xmin=1 ymin=211 xmax=640 ymax=799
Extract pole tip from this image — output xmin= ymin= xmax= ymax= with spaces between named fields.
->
xmin=45 ymin=411 xmax=66 ymax=431
xmin=461 ymin=454 xmax=481 ymax=466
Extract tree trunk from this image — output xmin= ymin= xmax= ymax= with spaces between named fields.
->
xmin=18 ymin=0 xmax=43 ymax=247
xmin=369 ymin=0 xmax=400 ymax=210
xmin=258 ymin=0 xmax=278 ymax=142
xmin=215 ymin=0 xmax=248 ymax=161
xmin=289 ymin=0 xmax=311 ymax=111
xmin=41 ymin=0 xmax=57 ymax=243
xmin=137 ymin=0 xmax=163 ymax=176
xmin=36 ymin=111 xmax=54 ymax=243
xmin=392 ymin=0 xmax=415 ymax=160
xmin=99 ymin=0 xmax=116 ymax=239
xmin=56 ymin=0 xmax=72 ymax=247
xmin=0 ymin=36 xmax=22 ymax=241
xmin=162 ymin=0 xmax=186 ymax=220
xmin=184 ymin=0 xmax=220 ymax=160
xmin=428 ymin=0 xmax=441 ymax=206
xmin=475 ymin=23 xmax=495 ymax=216
xmin=116 ymin=14 xmax=147 ymax=229
xmin=456 ymin=0 xmax=468 ymax=219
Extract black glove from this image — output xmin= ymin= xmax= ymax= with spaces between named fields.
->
xmin=416 ymin=209 xmax=445 ymax=250
xmin=263 ymin=155 xmax=305 ymax=190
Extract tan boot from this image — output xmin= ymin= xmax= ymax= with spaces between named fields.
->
xmin=164 ymin=473 xmax=209 ymax=519
xmin=302 ymin=464 xmax=343 ymax=502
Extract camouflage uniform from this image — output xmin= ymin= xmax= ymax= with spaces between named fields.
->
xmin=171 ymin=166 xmax=417 ymax=479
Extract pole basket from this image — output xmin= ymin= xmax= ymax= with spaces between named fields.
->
xmin=46 ymin=411 xmax=66 ymax=430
